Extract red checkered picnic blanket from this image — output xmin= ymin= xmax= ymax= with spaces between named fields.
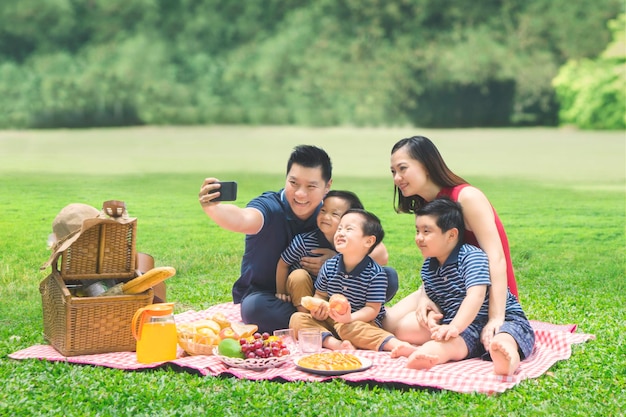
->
xmin=9 ymin=302 xmax=594 ymax=394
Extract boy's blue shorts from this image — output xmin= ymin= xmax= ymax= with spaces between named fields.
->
xmin=460 ymin=311 xmax=535 ymax=361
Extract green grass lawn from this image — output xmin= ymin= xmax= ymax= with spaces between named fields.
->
xmin=0 ymin=127 xmax=624 ymax=416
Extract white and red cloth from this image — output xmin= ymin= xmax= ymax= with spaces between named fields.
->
xmin=9 ymin=302 xmax=594 ymax=394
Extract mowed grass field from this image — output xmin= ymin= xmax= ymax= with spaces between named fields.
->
xmin=0 ymin=126 xmax=623 ymax=188
xmin=0 ymin=126 xmax=624 ymax=416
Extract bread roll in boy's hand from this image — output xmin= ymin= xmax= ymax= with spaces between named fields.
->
xmin=301 ymin=296 xmax=328 ymax=312
xmin=329 ymin=294 xmax=350 ymax=315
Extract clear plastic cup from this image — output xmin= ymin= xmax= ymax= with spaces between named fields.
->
xmin=298 ymin=329 xmax=322 ymax=353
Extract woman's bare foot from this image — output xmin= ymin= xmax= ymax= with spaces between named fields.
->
xmin=406 ymin=350 xmax=439 ymax=370
xmin=390 ymin=342 xmax=417 ymax=358
xmin=490 ymin=339 xmax=520 ymax=376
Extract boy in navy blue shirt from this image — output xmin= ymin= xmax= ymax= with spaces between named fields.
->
xmin=391 ymin=198 xmax=534 ymax=375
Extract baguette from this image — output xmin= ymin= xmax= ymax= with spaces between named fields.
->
xmin=300 ymin=296 xmax=328 ymax=311
xmin=123 ymin=266 xmax=176 ymax=294
xmin=101 ymin=266 xmax=176 ymax=296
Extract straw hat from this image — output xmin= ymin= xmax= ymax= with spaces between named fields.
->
xmin=40 ymin=203 xmax=135 ymax=270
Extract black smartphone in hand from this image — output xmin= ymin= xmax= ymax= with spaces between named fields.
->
xmin=212 ymin=181 xmax=237 ymax=201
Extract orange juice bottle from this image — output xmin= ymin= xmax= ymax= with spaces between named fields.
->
xmin=132 ymin=303 xmax=178 ymax=364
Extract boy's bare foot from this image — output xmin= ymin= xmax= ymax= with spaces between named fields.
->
xmin=338 ymin=340 xmax=355 ymax=350
xmin=390 ymin=342 xmax=417 ymax=358
xmin=324 ymin=337 xmax=355 ymax=351
xmin=491 ymin=340 xmax=520 ymax=376
xmin=406 ymin=350 xmax=439 ymax=370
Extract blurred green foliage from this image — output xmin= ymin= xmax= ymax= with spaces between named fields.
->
xmin=553 ymin=14 xmax=625 ymax=130
xmin=0 ymin=0 xmax=622 ymax=129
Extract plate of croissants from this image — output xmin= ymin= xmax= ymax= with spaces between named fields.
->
xmin=295 ymin=352 xmax=373 ymax=376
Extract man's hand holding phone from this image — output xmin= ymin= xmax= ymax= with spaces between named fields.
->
xmin=212 ymin=181 xmax=237 ymax=201
xmin=199 ymin=179 xmax=238 ymax=207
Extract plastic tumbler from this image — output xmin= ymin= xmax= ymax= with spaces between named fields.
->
xmin=298 ymin=329 xmax=322 ymax=353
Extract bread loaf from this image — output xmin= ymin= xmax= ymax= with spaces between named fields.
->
xmin=301 ymin=296 xmax=328 ymax=311
xmin=123 ymin=266 xmax=176 ymax=294
xmin=99 ymin=266 xmax=175 ymax=296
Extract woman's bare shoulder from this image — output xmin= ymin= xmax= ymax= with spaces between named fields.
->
xmin=457 ymin=185 xmax=489 ymax=204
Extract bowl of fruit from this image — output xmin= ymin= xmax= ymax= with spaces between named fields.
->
xmin=213 ymin=332 xmax=292 ymax=370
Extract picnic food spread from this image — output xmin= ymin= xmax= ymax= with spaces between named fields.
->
xmin=38 ymin=200 xmax=293 ymax=363
xmin=297 ymin=352 xmax=362 ymax=371
xmin=176 ymin=313 xmax=260 ymax=356
xmin=212 ymin=329 xmax=293 ymax=370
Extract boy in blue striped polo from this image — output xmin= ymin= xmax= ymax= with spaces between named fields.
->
xmin=276 ymin=190 xmax=399 ymax=313
xmin=390 ymin=198 xmax=534 ymax=376
xmin=290 ymin=209 xmax=403 ymax=352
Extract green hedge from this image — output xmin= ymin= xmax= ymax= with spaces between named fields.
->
xmin=553 ymin=14 xmax=625 ymax=130
xmin=0 ymin=0 xmax=622 ymax=129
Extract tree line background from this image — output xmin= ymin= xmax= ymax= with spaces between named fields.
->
xmin=0 ymin=0 xmax=623 ymax=129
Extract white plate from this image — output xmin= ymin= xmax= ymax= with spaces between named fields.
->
xmin=212 ymin=347 xmax=291 ymax=370
xmin=295 ymin=356 xmax=373 ymax=376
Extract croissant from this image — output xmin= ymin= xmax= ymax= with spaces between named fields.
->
xmin=301 ymin=296 xmax=329 ymax=311
xmin=329 ymin=294 xmax=350 ymax=315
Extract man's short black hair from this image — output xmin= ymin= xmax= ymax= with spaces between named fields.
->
xmin=287 ymin=145 xmax=332 ymax=183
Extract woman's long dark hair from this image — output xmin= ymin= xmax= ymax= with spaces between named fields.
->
xmin=392 ymin=136 xmax=467 ymax=214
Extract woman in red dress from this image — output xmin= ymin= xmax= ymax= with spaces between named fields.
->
xmin=384 ymin=135 xmax=519 ymax=351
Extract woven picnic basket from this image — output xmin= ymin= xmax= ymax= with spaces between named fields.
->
xmin=40 ymin=271 xmax=153 ymax=356
xmin=40 ymin=208 xmax=154 ymax=356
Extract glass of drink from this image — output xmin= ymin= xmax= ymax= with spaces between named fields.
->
xmin=298 ymin=329 xmax=322 ymax=354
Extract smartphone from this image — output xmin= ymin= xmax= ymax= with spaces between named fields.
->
xmin=211 ymin=181 xmax=237 ymax=201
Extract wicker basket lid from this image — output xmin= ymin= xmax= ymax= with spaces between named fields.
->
xmin=40 ymin=202 xmax=136 ymax=270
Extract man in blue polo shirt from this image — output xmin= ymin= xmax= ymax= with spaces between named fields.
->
xmin=199 ymin=145 xmax=335 ymax=332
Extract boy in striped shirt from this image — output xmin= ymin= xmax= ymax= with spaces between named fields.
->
xmin=290 ymin=209 xmax=401 ymax=351
xmin=276 ymin=191 xmax=398 ymax=312
xmin=391 ymin=198 xmax=534 ymax=375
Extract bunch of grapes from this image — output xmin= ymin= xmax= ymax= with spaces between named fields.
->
xmin=239 ymin=332 xmax=290 ymax=359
